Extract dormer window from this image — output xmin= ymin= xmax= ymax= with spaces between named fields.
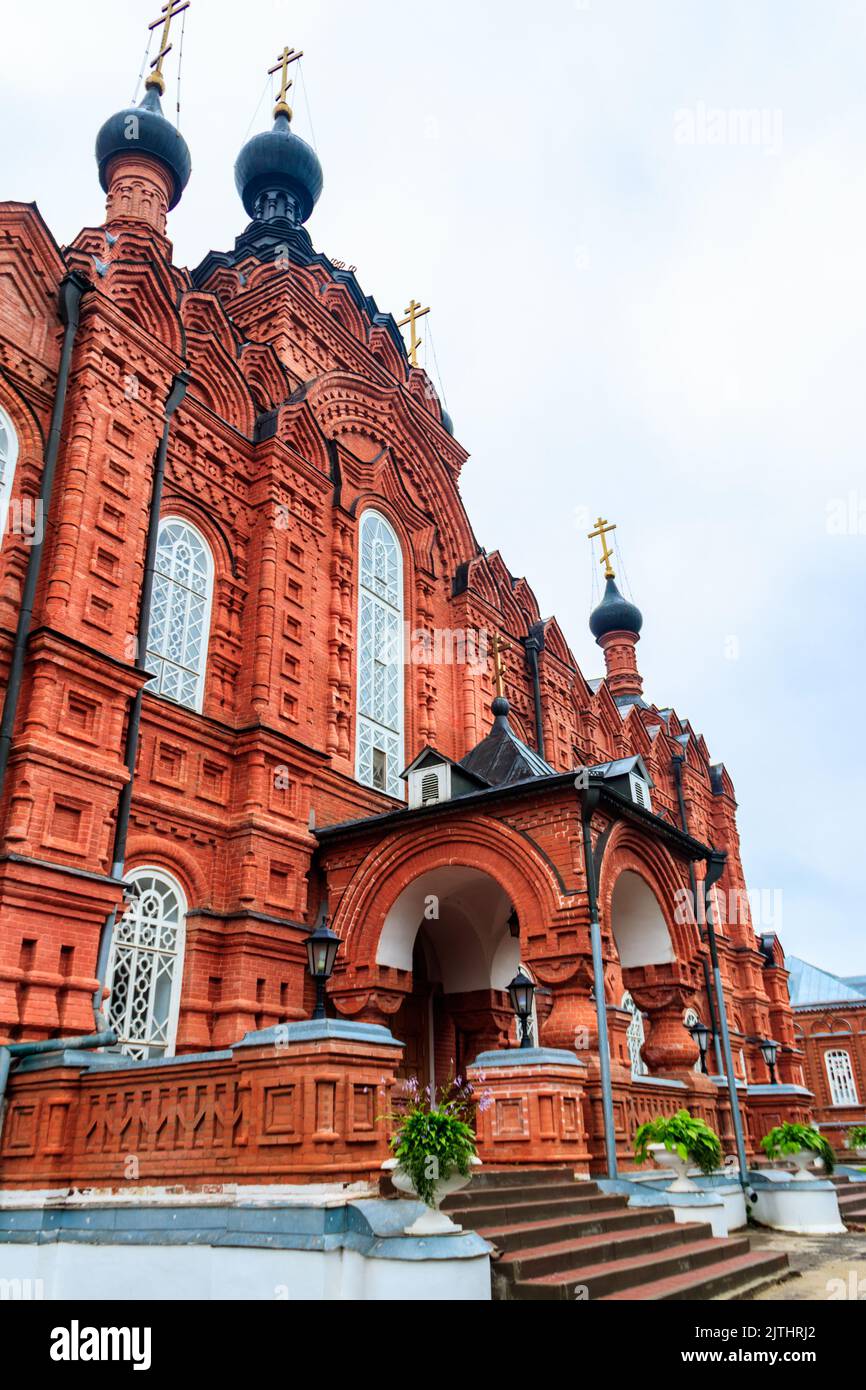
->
xmin=401 ymin=747 xmax=489 ymax=809
xmin=417 ymin=765 xmax=449 ymax=807
xmin=629 ymin=771 xmax=652 ymax=811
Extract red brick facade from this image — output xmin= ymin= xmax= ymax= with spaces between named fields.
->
xmin=795 ymin=1002 xmax=866 ymax=1154
xmin=0 ymin=82 xmax=812 ymax=1185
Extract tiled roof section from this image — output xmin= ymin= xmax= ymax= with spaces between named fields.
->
xmin=786 ymin=956 xmax=866 ymax=1006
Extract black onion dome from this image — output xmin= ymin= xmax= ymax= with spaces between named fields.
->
xmin=440 ymin=408 xmax=454 ymax=436
xmin=234 ymin=110 xmax=323 ymax=224
xmin=589 ymin=576 xmax=644 ymax=640
xmin=95 ymin=87 xmax=191 ymax=210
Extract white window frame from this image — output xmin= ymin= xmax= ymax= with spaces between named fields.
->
xmin=355 ymin=510 xmax=405 ymax=798
xmin=105 ymin=866 xmax=188 ymax=1060
xmin=629 ymin=772 xmax=652 ymax=811
xmin=825 ymin=1048 xmax=859 ymax=1106
xmin=408 ymin=763 xmax=450 ymax=809
xmin=0 ymin=404 xmax=20 ymax=544
xmin=622 ymin=991 xmax=649 ymax=1078
xmin=145 ymin=516 xmax=214 ymax=713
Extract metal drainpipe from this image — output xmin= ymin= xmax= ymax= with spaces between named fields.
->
xmin=671 ymin=754 xmax=724 ymax=1075
xmin=92 ymin=371 xmax=189 ymax=1026
xmin=0 ymin=1029 xmax=116 ymax=1145
xmin=581 ymin=787 xmax=617 ymax=1179
xmin=525 ymin=634 xmax=545 ymax=760
xmin=0 ymin=271 xmax=90 ymax=801
xmin=703 ymin=849 xmax=750 ymax=1184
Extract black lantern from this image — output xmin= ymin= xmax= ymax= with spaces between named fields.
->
xmin=688 ymin=1019 xmax=711 ymax=1075
xmin=760 ymin=1037 xmax=780 ymax=1085
xmin=305 ymin=919 xmax=341 ymax=1021
xmin=508 ymin=968 xmax=536 ymax=1050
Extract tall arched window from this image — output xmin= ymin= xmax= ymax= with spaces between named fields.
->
xmin=356 ymin=510 xmax=404 ymax=797
xmin=0 ymin=405 xmax=20 ymax=543
xmin=145 ymin=518 xmax=213 ymax=712
xmin=825 ymin=1049 xmax=859 ymax=1106
xmin=622 ymin=991 xmax=648 ymax=1079
xmin=106 ymin=867 xmax=188 ymax=1059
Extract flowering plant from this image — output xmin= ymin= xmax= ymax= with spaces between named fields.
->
xmin=386 ymin=1074 xmax=493 ymax=1207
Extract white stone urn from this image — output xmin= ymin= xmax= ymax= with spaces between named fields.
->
xmin=648 ymin=1142 xmax=698 ymax=1192
xmin=848 ymin=1148 xmax=866 ymax=1162
xmin=382 ymin=1156 xmax=482 ymax=1235
xmin=790 ymin=1148 xmax=825 ymax=1180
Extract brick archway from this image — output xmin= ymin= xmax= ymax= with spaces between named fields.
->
xmin=324 ymin=813 xmax=563 ymax=1035
xmin=598 ymin=822 xmax=702 ymax=1076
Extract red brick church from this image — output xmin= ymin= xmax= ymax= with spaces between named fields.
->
xmin=0 ymin=28 xmax=812 ymax=1193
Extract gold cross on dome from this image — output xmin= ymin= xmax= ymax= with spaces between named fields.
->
xmin=145 ymin=1 xmax=190 ymax=94
xmin=588 ymin=516 xmax=617 ymax=580
xmin=269 ymin=46 xmax=304 ymax=118
xmin=491 ymin=632 xmax=511 ymax=699
xmin=397 ymin=298 xmax=431 ymax=368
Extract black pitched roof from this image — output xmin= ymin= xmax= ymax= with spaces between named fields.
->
xmin=459 ymin=697 xmax=554 ymax=787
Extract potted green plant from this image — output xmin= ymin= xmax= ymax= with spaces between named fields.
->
xmin=382 ymin=1075 xmax=490 ymax=1235
xmin=846 ymin=1124 xmax=866 ymax=1160
xmin=761 ymin=1122 xmax=835 ymax=1177
xmin=633 ymin=1109 xmax=723 ymax=1190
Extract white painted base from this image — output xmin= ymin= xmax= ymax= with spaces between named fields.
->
xmin=0 ymin=1240 xmax=492 ymax=1302
xmin=748 ymin=1172 xmax=846 ymax=1235
xmin=670 ymin=1200 xmax=728 ymax=1239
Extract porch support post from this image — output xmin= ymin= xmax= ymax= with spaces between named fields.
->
xmin=704 ymin=849 xmax=749 ymax=1184
xmin=581 ymin=789 xmax=617 ymax=1180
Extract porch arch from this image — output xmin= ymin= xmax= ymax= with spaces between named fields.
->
xmin=331 ymin=813 xmax=564 ymax=969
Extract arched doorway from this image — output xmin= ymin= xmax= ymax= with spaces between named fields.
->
xmin=381 ymin=867 xmax=520 ymax=1088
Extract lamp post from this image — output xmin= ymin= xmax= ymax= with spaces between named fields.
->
xmin=508 ymin=969 xmax=536 ymax=1050
xmin=305 ymin=919 xmax=340 ymax=1022
xmin=760 ymin=1037 xmax=780 ymax=1085
xmin=688 ymin=1019 xmax=711 ymax=1075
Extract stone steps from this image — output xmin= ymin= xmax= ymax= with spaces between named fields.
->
xmin=834 ymin=1179 xmax=866 ymax=1226
xmin=443 ymin=1168 xmax=789 ymax=1301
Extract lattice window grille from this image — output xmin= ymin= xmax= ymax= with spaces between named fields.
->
xmin=0 ymin=406 xmax=19 ymax=543
xmin=825 ymin=1048 xmax=859 ymax=1106
xmin=356 ymin=512 xmax=403 ymax=798
xmin=106 ymin=869 xmax=187 ymax=1060
xmin=145 ymin=518 xmax=213 ymax=712
xmin=622 ymin=991 xmax=649 ymax=1078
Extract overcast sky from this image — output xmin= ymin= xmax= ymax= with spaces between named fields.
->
xmin=2 ymin=1 xmax=863 ymax=975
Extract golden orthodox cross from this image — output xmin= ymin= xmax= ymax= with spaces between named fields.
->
xmin=588 ymin=516 xmax=617 ymax=580
xmin=269 ymin=46 xmax=304 ymax=118
xmin=491 ymin=632 xmax=511 ymax=699
xmin=145 ymin=0 xmax=190 ymax=94
xmin=397 ymin=299 xmax=431 ymax=368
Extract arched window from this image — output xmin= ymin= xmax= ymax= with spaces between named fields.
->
xmin=145 ymin=518 xmax=213 ymax=712
xmin=622 ymin=991 xmax=648 ymax=1079
xmin=106 ymin=868 xmax=188 ymax=1059
xmin=356 ymin=510 xmax=404 ymax=797
xmin=825 ymin=1049 xmax=859 ymax=1106
xmin=0 ymin=405 xmax=20 ymax=543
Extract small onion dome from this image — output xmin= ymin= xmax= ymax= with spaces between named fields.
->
xmin=234 ymin=109 xmax=323 ymax=225
xmin=589 ymin=576 xmax=644 ymax=640
xmin=440 ymin=408 xmax=454 ymax=436
xmin=95 ymin=86 xmax=191 ymax=211
xmin=491 ymin=694 xmax=510 ymax=721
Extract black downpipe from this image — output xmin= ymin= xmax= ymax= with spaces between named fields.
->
xmin=525 ymin=632 xmax=545 ymax=760
xmin=0 ymin=271 xmax=90 ymax=801
xmin=93 ymin=371 xmax=189 ymax=1022
xmin=671 ymin=752 xmax=724 ymax=1074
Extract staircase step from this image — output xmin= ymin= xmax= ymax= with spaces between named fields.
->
xmin=601 ymin=1249 xmax=791 ymax=1301
xmin=498 ymin=1220 xmax=714 ymax=1279
xmin=466 ymin=1167 xmax=579 ymax=1191
xmin=476 ymin=1205 xmax=672 ymax=1253
xmin=445 ymin=1181 xmax=602 ymax=1211
xmin=445 ymin=1194 xmax=627 ymax=1227
xmin=511 ymin=1235 xmax=752 ymax=1300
